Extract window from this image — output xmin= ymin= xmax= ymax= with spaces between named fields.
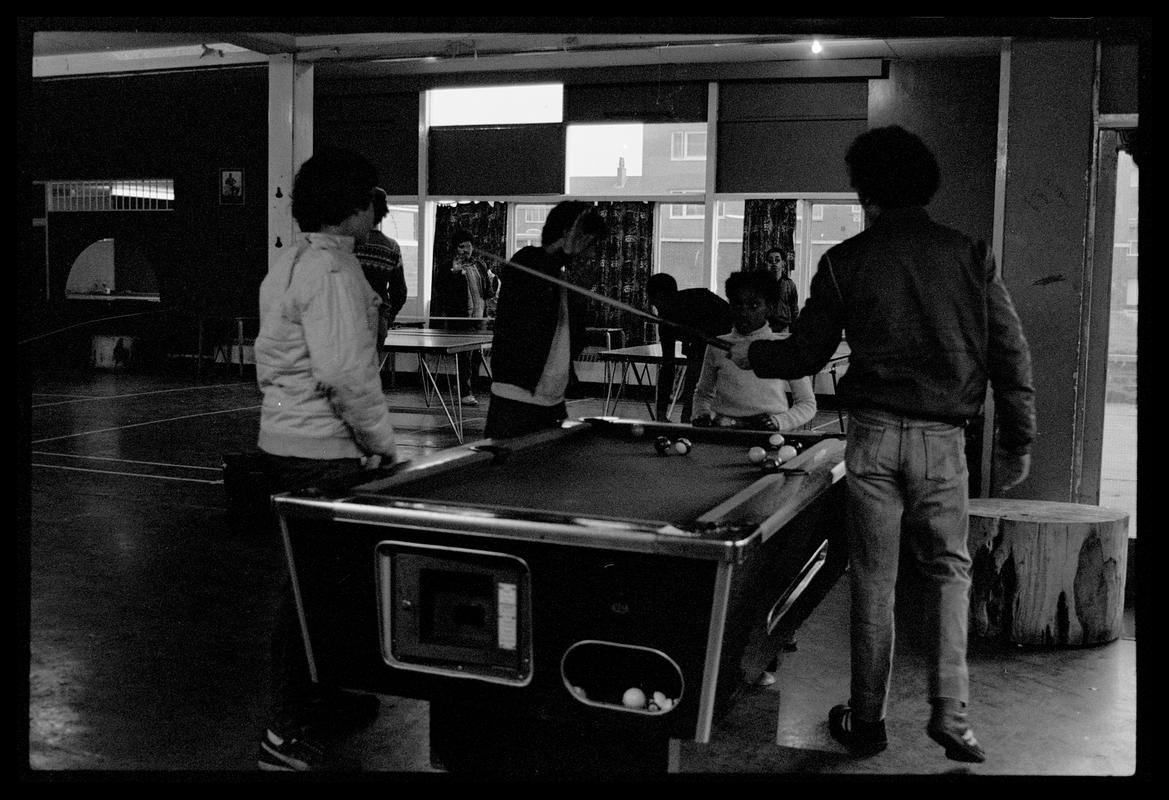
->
xmin=380 ymin=203 xmax=421 ymax=319
xmin=428 ymin=84 xmax=563 ymax=126
xmin=711 ymin=198 xmax=863 ymax=301
xmin=669 ymin=191 xmax=704 ymax=219
xmin=670 ymin=130 xmax=706 ymax=161
xmin=511 ymin=204 xmax=556 ymax=254
xmin=47 ymin=179 xmax=174 ymax=212
xmin=567 ymin=122 xmax=706 ymax=197
xmin=1100 ymin=146 xmax=1137 ymax=536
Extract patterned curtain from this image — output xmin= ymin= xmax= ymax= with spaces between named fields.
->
xmin=592 ymin=201 xmax=655 ymax=347
xmin=431 ymin=201 xmax=508 ymax=307
xmin=742 ymin=199 xmax=798 ymax=273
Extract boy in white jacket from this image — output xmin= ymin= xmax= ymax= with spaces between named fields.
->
xmin=692 ymin=270 xmax=817 ymax=432
xmin=254 ymin=147 xmax=397 ymax=772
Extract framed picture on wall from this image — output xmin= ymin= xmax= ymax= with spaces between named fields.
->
xmin=220 ymin=169 xmax=244 ymax=205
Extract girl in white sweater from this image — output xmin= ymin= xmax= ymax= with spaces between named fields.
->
xmin=691 ymin=270 xmax=817 ymax=431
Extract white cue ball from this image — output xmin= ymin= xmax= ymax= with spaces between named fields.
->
xmin=622 ymin=687 xmax=647 ymax=709
xmin=768 ymin=433 xmax=785 ymax=447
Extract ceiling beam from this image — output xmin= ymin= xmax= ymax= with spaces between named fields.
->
xmin=217 ymin=32 xmax=298 ymax=55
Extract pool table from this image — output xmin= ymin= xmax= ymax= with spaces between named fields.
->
xmin=273 ymin=416 xmax=849 ymax=776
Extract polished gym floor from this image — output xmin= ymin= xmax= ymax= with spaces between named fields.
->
xmin=22 ymin=361 xmax=1144 ymax=783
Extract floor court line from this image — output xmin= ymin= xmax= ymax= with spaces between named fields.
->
xmin=31 ymin=463 xmax=224 ymax=484
xmin=32 ymin=405 xmax=262 ymax=445
xmin=30 ymin=392 xmax=103 ymax=401
xmin=32 ymin=382 xmax=252 ymax=409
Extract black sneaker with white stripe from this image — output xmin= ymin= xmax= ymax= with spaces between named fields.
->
xmin=257 ymin=729 xmax=361 ymax=771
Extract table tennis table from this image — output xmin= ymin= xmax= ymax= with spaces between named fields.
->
xmin=380 ymin=328 xmax=493 ymax=443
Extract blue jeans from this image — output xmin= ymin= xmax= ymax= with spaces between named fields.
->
xmin=844 ymin=407 xmax=972 ymax=722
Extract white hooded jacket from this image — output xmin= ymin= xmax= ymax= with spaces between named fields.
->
xmin=255 ymin=233 xmax=396 ymax=460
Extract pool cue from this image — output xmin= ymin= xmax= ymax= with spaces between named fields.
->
xmin=478 ymin=251 xmax=732 ymax=353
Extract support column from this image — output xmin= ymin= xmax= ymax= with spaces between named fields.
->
xmin=268 ymin=53 xmax=314 ymax=270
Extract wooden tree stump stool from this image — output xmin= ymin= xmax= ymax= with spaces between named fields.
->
xmin=967 ymin=499 xmax=1129 ymax=646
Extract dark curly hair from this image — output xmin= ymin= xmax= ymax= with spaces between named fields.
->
xmin=370 ymin=187 xmax=389 ymax=223
xmin=844 ymin=125 xmax=939 ymax=209
xmin=541 ymin=201 xmax=606 ymax=246
xmin=726 ymin=270 xmax=780 ymax=307
xmin=290 ymin=147 xmax=378 ymax=232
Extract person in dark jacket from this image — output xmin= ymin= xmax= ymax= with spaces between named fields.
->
xmin=646 ymin=273 xmax=732 ymax=423
xmin=485 ymin=201 xmax=607 ymax=439
xmin=729 ymin=125 xmax=1035 ymax=764
xmin=434 ymin=229 xmax=495 ymax=404
xmin=764 ymin=246 xmax=800 ymax=333
xmin=354 ymin=188 xmax=407 ymax=359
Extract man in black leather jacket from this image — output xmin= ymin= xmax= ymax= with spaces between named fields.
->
xmin=729 ymin=125 xmax=1035 ymax=765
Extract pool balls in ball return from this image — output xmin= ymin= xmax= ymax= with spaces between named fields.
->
xmin=747 ymin=446 xmax=767 ymax=464
xmin=768 ymin=433 xmax=785 ymax=448
xmin=622 ymin=687 xmax=647 ymax=709
xmin=760 ymin=456 xmax=782 ymax=473
xmin=654 ymin=436 xmax=672 ymax=456
xmin=673 ymin=437 xmax=692 ymax=455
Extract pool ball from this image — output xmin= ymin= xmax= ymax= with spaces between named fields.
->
xmin=788 ymin=440 xmax=804 ymax=453
xmin=673 ymin=437 xmax=692 ymax=455
xmin=768 ymin=433 xmax=785 ymax=448
xmin=622 ymin=687 xmax=647 ymax=709
xmin=747 ymin=446 xmax=767 ymax=464
xmin=761 ymin=456 xmax=782 ymax=473
xmin=654 ymin=436 xmax=672 ymax=456
xmin=776 ymin=444 xmax=798 ymax=461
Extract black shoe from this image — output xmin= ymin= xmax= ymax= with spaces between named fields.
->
xmin=927 ymin=699 xmax=986 ymax=763
xmin=303 ymin=687 xmax=381 ymax=737
xmin=257 ymin=729 xmax=361 ymax=771
xmin=828 ymin=703 xmax=888 ymax=757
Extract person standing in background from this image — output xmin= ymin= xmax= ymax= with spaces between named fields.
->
xmin=434 ymin=229 xmax=494 ymax=405
xmin=354 ymin=187 xmax=407 ymax=360
xmin=764 ymin=246 xmax=800 ymax=333
xmin=645 ymin=273 xmax=732 ymax=424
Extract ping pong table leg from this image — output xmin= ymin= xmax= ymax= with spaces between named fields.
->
xmin=665 ymin=365 xmax=687 ymax=421
xmin=602 ymin=359 xmax=615 ymax=415
xmin=635 ymin=363 xmax=654 ymax=419
xmin=417 ymin=353 xmax=464 ymax=443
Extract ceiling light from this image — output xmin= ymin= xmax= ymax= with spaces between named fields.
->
xmin=811 ymin=40 xmax=823 ymax=54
